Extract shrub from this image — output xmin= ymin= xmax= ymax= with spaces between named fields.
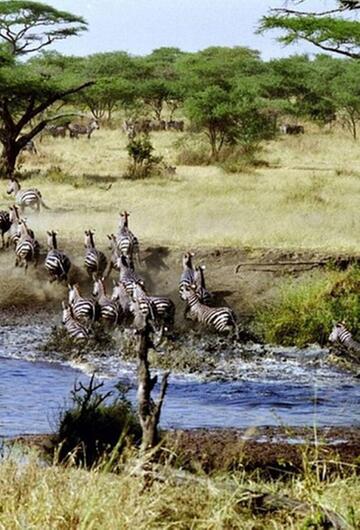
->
xmin=124 ymin=133 xmax=163 ymax=179
xmin=256 ymin=266 xmax=360 ymax=347
xmin=55 ymin=375 xmax=141 ymax=467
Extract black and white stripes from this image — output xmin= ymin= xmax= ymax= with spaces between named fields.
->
xmin=7 ymin=178 xmax=49 ymax=212
xmin=84 ymin=230 xmax=107 ymax=279
xmin=329 ymin=322 xmax=360 ymax=353
xmin=45 ymin=231 xmax=71 ymax=282
xmin=62 ymin=302 xmax=89 ymax=342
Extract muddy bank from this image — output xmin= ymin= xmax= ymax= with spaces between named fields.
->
xmin=9 ymin=426 xmax=360 ymax=478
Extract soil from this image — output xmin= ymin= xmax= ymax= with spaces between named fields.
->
xmin=9 ymin=427 xmax=360 ymax=478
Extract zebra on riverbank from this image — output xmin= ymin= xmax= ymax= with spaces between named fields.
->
xmin=182 ymin=284 xmax=237 ymax=336
xmin=62 ymin=302 xmax=89 ymax=342
xmin=92 ymin=278 xmax=122 ymax=326
xmin=132 ymin=281 xmax=175 ymax=327
xmin=179 ymin=251 xmax=195 ymax=301
xmin=7 ymin=178 xmax=49 ymax=212
xmin=117 ymin=211 xmax=140 ymax=266
xmin=329 ymin=322 xmax=360 ymax=353
xmin=68 ymin=284 xmax=98 ymax=322
xmin=15 ymin=220 xmax=40 ymax=271
xmin=194 ymin=265 xmax=213 ymax=305
xmin=45 ymin=231 xmax=71 ymax=282
xmin=84 ymin=229 xmax=107 ymax=279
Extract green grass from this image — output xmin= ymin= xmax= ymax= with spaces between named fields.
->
xmin=256 ymin=266 xmax=360 ymax=347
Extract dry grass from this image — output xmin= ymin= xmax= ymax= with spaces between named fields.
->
xmin=1 ymin=127 xmax=359 ymax=252
xmin=0 ymin=450 xmax=359 ymax=529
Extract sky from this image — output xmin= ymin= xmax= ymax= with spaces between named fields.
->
xmin=45 ymin=0 xmax=332 ymax=59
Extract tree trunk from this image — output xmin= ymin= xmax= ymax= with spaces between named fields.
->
xmin=0 ymin=140 xmax=21 ymax=178
xmin=135 ymin=324 xmax=170 ymax=452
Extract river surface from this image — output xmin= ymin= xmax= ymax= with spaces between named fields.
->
xmin=0 ymin=322 xmax=359 ymax=437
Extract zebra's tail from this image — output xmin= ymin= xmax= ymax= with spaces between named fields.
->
xmin=38 ymin=192 xmax=50 ymax=210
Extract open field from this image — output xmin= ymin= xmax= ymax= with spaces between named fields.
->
xmin=7 ymin=127 xmax=360 ymax=252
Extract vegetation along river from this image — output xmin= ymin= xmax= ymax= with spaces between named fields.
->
xmin=0 ymin=321 xmax=359 ymax=438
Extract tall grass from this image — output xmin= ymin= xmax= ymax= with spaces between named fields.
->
xmin=7 ymin=127 xmax=359 ymax=251
xmin=256 ymin=266 xmax=360 ymax=346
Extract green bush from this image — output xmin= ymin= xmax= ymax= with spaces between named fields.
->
xmin=55 ymin=376 xmax=141 ymax=467
xmin=256 ymin=266 xmax=360 ymax=347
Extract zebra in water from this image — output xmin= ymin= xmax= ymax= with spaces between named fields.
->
xmin=92 ymin=278 xmax=122 ymax=326
xmin=0 ymin=210 xmax=10 ymax=248
xmin=84 ymin=230 xmax=107 ymax=279
xmin=15 ymin=220 xmax=40 ymax=270
xmin=182 ymin=284 xmax=237 ymax=336
xmin=179 ymin=251 xmax=195 ymax=301
xmin=116 ymin=211 xmax=140 ymax=266
xmin=329 ymin=322 xmax=360 ymax=354
xmin=62 ymin=302 xmax=89 ymax=342
xmin=194 ymin=265 xmax=213 ymax=305
xmin=68 ymin=119 xmax=99 ymax=139
xmin=7 ymin=178 xmax=50 ymax=212
xmin=68 ymin=284 xmax=99 ymax=322
xmin=45 ymin=231 xmax=71 ymax=282
xmin=132 ymin=281 xmax=175 ymax=327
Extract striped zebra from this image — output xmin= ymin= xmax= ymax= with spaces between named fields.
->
xmin=7 ymin=205 xmax=21 ymax=249
xmin=45 ymin=231 xmax=71 ymax=282
xmin=194 ymin=265 xmax=213 ymax=305
xmin=116 ymin=211 xmax=140 ymax=266
xmin=111 ymin=280 xmax=133 ymax=320
xmin=117 ymin=254 xmax=144 ymax=295
xmin=179 ymin=251 xmax=195 ymax=300
xmin=7 ymin=178 xmax=50 ymax=212
xmin=329 ymin=322 xmax=360 ymax=353
xmin=68 ymin=119 xmax=99 ymax=139
xmin=132 ymin=281 xmax=175 ymax=327
xmin=84 ymin=230 xmax=107 ymax=279
xmin=104 ymin=233 xmax=121 ymax=277
xmin=0 ymin=210 xmax=10 ymax=248
xmin=15 ymin=220 xmax=40 ymax=271
xmin=92 ymin=278 xmax=122 ymax=326
xmin=182 ymin=284 xmax=237 ymax=336
xmin=68 ymin=284 xmax=99 ymax=322
xmin=62 ymin=302 xmax=89 ymax=342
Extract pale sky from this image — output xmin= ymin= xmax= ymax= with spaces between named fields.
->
xmin=45 ymin=0 xmax=334 ymax=59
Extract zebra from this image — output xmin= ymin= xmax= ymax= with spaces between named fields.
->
xmin=92 ymin=278 xmax=122 ymax=326
xmin=329 ymin=322 xmax=360 ymax=353
xmin=7 ymin=205 xmax=21 ymax=249
xmin=116 ymin=211 xmax=140 ymax=266
xmin=111 ymin=279 xmax=133 ymax=320
xmin=117 ymin=254 xmax=144 ymax=296
xmin=45 ymin=124 xmax=68 ymax=138
xmin=104 ymin=233 xmax=121 ymax=277
xmin=68 ymin=119 xmax=99 ymax=139
xmin=68 ymin=284 xmax=98 ymax=322
xmin=15 ymin=220 xmax=40 ymax=271
xmin=7 ymin=178 xmax=50 ymax=212
xmin=182 ymin=284 xmax=237 ymax=336
xmin=132 ymin=281 xmax=175 ymax=327
xmin=0 ymin=210 xmax=11 ymax=248
xmin=179 ymin=251 xmax=195 ymax=301
xmin=194 ymin=265 xmax=213 ymax=305
xmin=84 ymin=229 xmax=107 ymax=279
xmin=45 ymin=231 xmax=71 ymax=282
xmin=62 ymin=302 xmax=89 ymax=342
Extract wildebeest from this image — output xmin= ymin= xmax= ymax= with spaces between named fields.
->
xmin=68 ymin=119 xmax=99 ymax=139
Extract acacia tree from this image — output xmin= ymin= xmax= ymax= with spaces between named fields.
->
xmin=0 ymin=1 xmax=91 ymax=176
xmin=259 ymin=0 xmax=360 ymax=59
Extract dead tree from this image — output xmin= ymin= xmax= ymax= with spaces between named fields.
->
xmin=135 ymin=320 xmax=170 ymax=452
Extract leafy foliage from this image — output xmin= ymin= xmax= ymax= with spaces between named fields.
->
xmin=125 ymin=133 xmax=163 ymax=179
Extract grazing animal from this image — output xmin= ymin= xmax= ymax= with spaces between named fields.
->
xmin=7 ymin=178 xmax=49 ymax=212
xmin=182 ymin=284 xmax=237 ymax=335
xmin=111 ymin=280 xmax=133 ymax=320
xmin=194 ymin=265 xmax=213 ymax=305
xmin=329 ymin=322 xmax=360 ymax=353
xmin=45 ymin=231 xmax=71 ymax=282
xmin=104 ymin=233 xmax=121 ymax=277
xmin=15 ymin=220 xmax=40 ymax=271
xmin=84 ymin=230 xmax=107 ymax=279
xmin=68 ymin=284 xmax=98 ymax=322
xmin=117 ymin=211 xmax=140 ymax=265
xmin=62 ymin=302 xmax=89 ymax=342
xmin=117 ymin=254 xmax=144 ymax=295
xmin=132 ymin=281 xmax=175 ymax=327
xmin=92 ymin=278 xmax=122 ymax=326
xmin=68 ymin=119 xmax=99 ymax=139
xmin=280 ymin=123 xmax=304 ymax=135
xmin=179 ymin=251 xmax=195 ymax=300
xmin=0 ymin=210 xmax=11 ymax=248
xmin=45 ymin=124 xmax=68 ymax=138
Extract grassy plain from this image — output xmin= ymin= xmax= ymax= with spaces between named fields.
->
xmin=8 ymin=126 xmax=360 ymax=252
xmin=0 ymin=451 xmax=359 ymax=529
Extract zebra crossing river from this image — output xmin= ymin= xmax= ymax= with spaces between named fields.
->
xmin=0 ymin=322 xmax=359 ymax=437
